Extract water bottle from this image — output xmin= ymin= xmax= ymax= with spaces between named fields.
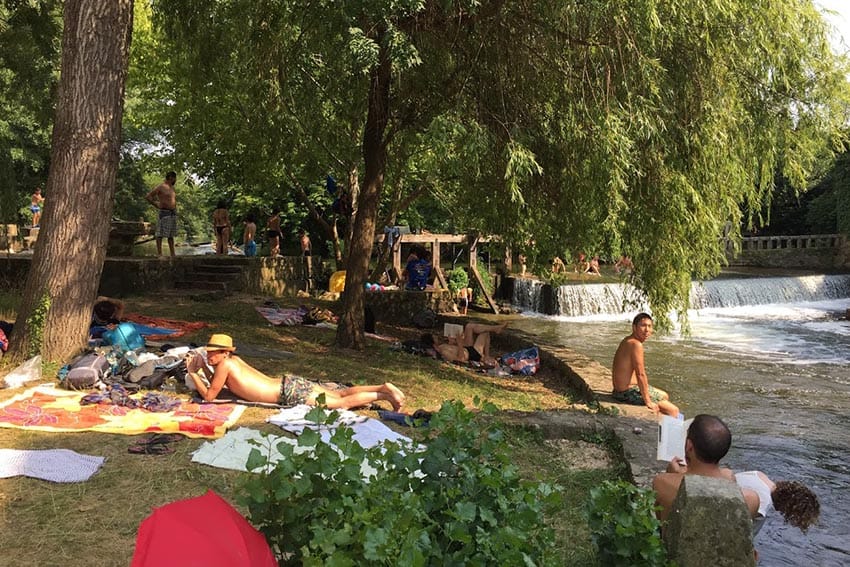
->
xmin=124 ymin=349 xmax=140 ymax=367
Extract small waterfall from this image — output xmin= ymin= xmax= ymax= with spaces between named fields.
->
xmin=512 ymin=274 xmax=850 ymax=316
xmin=512 ymin=278 xmax=543 ymax=312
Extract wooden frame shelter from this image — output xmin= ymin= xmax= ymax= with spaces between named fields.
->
xmin=374 ymin=232 xmax=503 ymax=313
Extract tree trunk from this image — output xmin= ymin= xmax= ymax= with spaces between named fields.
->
xmin=7 ymin=0 xmax=134 ymax=363
xmin=335 ymin=34 xmax=390 ymax=349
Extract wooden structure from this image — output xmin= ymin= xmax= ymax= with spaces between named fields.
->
xmin=374 ymin=231 xmax=503 ymax=314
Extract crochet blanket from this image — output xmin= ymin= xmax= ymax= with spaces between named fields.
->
xmin=0 ymin=385 xmax=244 ymax=439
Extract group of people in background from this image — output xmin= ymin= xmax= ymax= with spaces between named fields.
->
xmin=142 ymin=172 xmax=313 ymax=258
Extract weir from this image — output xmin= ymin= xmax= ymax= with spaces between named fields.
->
xmin=512 ymin=274 xmax=850 ymax=316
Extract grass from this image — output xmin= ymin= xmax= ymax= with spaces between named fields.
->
xmin=0 ymin=289 xmax=626 ymax=566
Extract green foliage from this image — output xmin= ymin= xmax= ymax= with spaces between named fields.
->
xmin=25 ymin=291 xmax=50 ymax=358
xmin=472 ymin=268 xmax=493 ymax=306
xmin=240 ymin=399 xmax=561 ymax=566
xmin=446 ymin=267 xmax=469 ymax=293
xmin=0 ymin=0 xmax=62 ymax=223
xmin=587 ymin=480 xmax=670 ymax=567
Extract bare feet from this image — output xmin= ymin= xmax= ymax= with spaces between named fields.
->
xmin=384 ymin=383 xmax=406 ymax=411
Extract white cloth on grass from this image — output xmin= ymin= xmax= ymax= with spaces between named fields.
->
xmin=0 ymin=448 xmax=105 ymax=483
xmin=266 ymin=405 xmax=412 ymax=448
xmin=191 ymin=427 xmax=378 ymax=479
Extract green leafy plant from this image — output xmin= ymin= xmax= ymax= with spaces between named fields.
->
xmin=587 ymin=480 xmax=671 ymax=567
xmin=26 ymin=291 xmax=50 ymax=358
xmin=240 ymin=399 xmax=562 ymax=566
xmin=446 ymin=267 xmax=469 ymax=293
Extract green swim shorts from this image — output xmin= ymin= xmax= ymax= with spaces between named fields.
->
xmin=279 ymin=374 xmax=318 ymax=406
xmin=612 ymin=385 xmax=664 ymax=405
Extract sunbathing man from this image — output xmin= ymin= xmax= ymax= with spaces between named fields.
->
xmin=186 ymin=334 xmax=405 ymax=410
xmin=423 ymin=322 xmax=507 ymax=365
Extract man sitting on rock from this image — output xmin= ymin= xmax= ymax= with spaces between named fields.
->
xmin=652 ymin=414 xmax=759 ymax=522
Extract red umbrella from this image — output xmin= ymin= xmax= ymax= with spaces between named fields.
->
xmin=130 ymin=490 xmax=277 ymax=567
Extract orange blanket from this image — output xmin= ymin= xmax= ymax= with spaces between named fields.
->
xmin=123 ymin=313 xmax=209 ymax=341
xmin=0 ymin=386 xmax=244 ymax=439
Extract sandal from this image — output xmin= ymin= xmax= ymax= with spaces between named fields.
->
xmin=128 ymin=442 xmax=175 ymax=455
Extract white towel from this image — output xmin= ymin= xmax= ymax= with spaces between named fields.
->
xmin=191 ymin=427 xmax=379 ymax=479
xmin=0 ymin=448 xmax=105 ymax=483
xmin=267 ymin=405 xmax=415 ymax=449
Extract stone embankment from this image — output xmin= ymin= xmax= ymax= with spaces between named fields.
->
xmin=493 ymin=327 xmax=661 ymax=487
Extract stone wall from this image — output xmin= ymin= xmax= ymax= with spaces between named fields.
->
xmin=0 ymin=255 xmax=314 ymax=298
xmin=365 ymin=289 xmax=454 ymax=325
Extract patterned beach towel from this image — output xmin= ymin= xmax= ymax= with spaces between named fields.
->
xmin=123 ymin=313 xmax=209 ymax=340
xmin=0 ymin=385 xmax=244 ymax=439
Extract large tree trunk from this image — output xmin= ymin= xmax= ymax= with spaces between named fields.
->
xmin=7 ymin=0 xmax=134 ymax=363
xmin=335 ymin=34 xmax=390 ymax=349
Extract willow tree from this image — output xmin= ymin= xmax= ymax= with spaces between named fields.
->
xmin=8 ymin=0 xmax=134 ymax=362
xmin=145 ymin=0 xmax=848 ymax=346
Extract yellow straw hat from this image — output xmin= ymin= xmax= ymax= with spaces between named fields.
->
xmin=205 ymin=334 xmax=236 ymax=352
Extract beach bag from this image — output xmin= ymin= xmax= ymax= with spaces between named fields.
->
xmin=500 ymin=346 xmax=540 ymax=376
xmin=102 ymin=322 xmax=145 ymax=352
xmin=65 ymin=352 xmax=110 ymax=390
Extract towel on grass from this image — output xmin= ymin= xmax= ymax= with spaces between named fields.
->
xmin=0 ymin=448 xmax=105 ymax=483
xmin=191 ymin=427 xmax=379 ymax=479
xmin=267 ymin=405 xmax=412 ymax=449
xmin=123 ymin=313 xmax=209 ymax=340
xmin=0 ymin=385 xmax=245 ymax=439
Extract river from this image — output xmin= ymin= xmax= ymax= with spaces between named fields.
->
xmin=511 ymin=275 xmax=850 ymax=566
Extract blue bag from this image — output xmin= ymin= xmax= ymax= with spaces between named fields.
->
xmin=102 ymin=322 xmax=145 ymax=352
xmin=500 ymin=346 xmax=540 ymax=376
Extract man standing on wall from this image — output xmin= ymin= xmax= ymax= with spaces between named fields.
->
xmin=145 ymin=171 xmax=178 ymax=257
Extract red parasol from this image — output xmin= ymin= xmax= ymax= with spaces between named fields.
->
xmin=130 ymin=490 xmax=277 ymax=567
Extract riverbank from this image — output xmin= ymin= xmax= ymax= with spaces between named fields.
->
xmin=0 ymin=290 xmax=642 ymax=566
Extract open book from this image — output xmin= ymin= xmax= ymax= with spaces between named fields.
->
xmin=657 ymin=415 xmax=693 ymax=461
xmin=443 ymin=323 xmax=464 ymax=338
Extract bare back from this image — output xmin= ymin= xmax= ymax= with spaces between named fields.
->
xmin=244 ymin=221 xmax=256 ymax=242
xmin=213 ymin=356 xmax=281 ymax=403
xmin=212 ymin=208 xmax=230 ymax=227
xmin=612 ymin=335 xmax=642 ymax=392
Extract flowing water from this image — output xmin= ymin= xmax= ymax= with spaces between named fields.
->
xmin=511 ymin=275 xmax=850 ymax=566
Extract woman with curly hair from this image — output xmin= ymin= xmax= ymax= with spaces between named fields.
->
xmin=735 ymin=471 xmax=820 ymax=534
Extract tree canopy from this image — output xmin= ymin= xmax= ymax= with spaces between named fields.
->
xmin=136 ymin=0 xmax=849 ymax=333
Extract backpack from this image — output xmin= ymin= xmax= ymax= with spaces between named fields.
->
xmin=102 ymin=322 xmax=145 ymax=352
xmin=65 ymin=352 xmax=111 ymax=390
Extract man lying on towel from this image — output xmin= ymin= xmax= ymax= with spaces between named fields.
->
xmin=422 ymin=322 xmax=507 ymax=366
xmin=186 ymin=334 xmax=405 ymax=410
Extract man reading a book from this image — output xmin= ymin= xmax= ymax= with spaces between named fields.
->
xmin=652 ymin=414 xmax=759 ymax=522
xmin=611 ymin=313 xmax=680 ymax=417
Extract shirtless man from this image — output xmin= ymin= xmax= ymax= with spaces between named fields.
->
xmin=653 ymin=414 xmax=759 ymax=522
xmin=299 ymin=229 xmax=311 ymax=257
xmin=243 ymin=213 xmax=257 ymax=257
xmin=30 ymin=187 xmax=45 ymax=227
xmin=611 ymin=313 xmax=679 ymax=416
xmin=425 ymin=322 xmax=507 ymax=365
xmin=145 ymin=171 xmax=178 ymax=256
xmin=186 ymin=334 xmax=405 ymax=410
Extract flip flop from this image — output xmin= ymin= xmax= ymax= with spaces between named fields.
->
xmin=128 ymin=442 xmax=175 ymax=455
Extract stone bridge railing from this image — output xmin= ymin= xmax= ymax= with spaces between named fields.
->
xmin=739 ymin=233 xmax=845 ymax=251
xmin=729 ymin=233 xmax=849 ymax=269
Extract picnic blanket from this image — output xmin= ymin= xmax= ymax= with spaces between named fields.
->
xmin=0 ymin=385 xmax=245 ymax=439
xmin=123 ymin=313 xmax=209 ymax=340
xmin=0 ymin=448 xmax=105 ymax=483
